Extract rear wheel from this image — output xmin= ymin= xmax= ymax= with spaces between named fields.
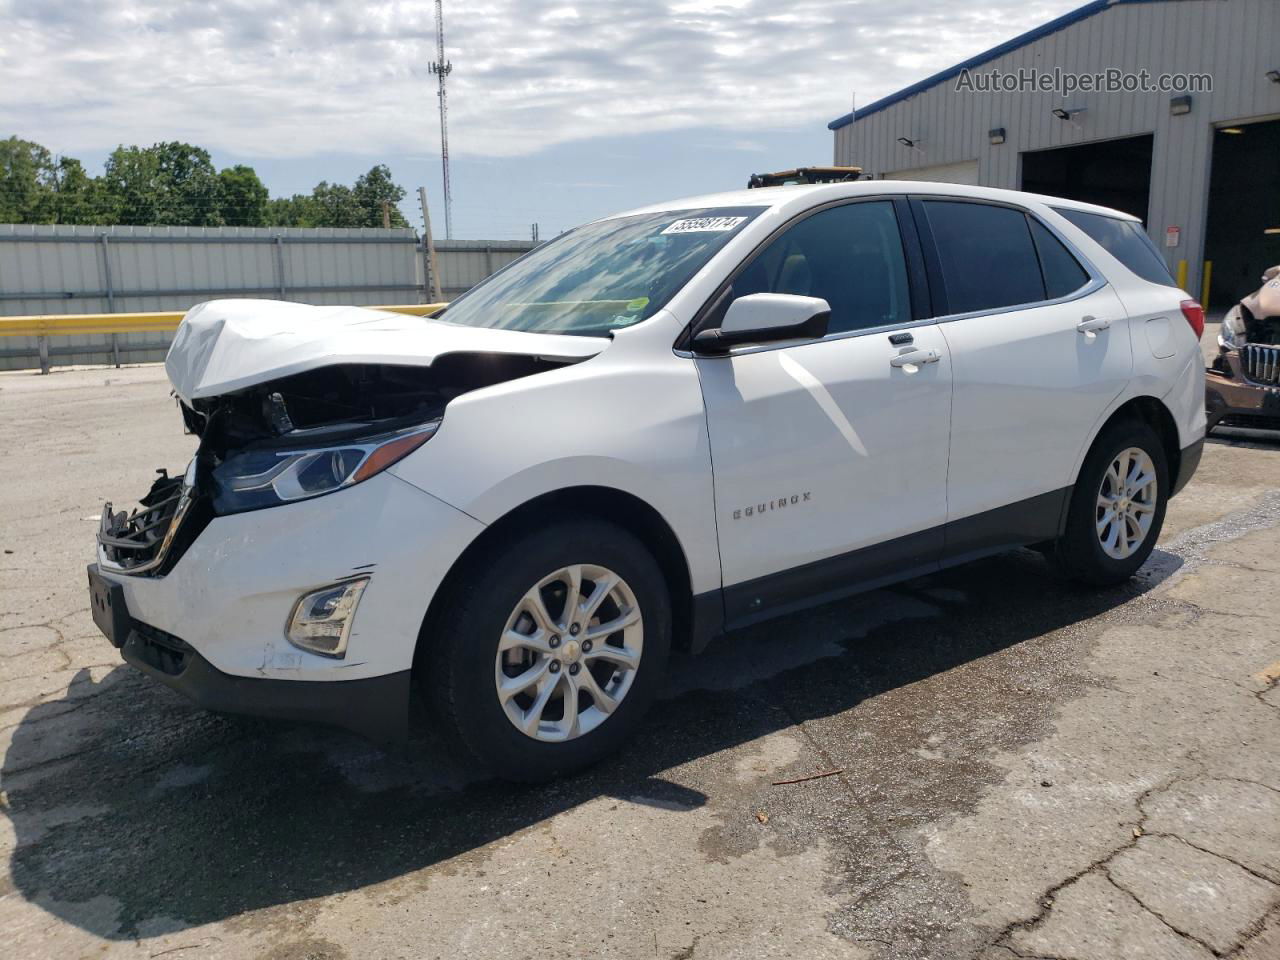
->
xmin=1052 ymin=420 xmax=1169 ymax=586
xmin=425 ymin=518 xmax=671 ymax=782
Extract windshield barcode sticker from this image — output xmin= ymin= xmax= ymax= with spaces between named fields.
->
xmin=661 ymin=216 xmax=748 ymax=235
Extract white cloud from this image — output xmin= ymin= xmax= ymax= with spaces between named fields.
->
xmin=0 ymin=0 xmax=1084 ymax=160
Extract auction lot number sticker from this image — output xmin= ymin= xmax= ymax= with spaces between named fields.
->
xmin=661 ymin=216 xmax=748 ymax=235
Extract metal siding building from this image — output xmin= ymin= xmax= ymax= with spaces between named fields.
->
xmin=829 ymin=0 xmax=1280 ymax=306
xmin=0 ymin=226 xmax=535 ymax=370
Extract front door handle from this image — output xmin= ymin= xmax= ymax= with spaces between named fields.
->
xmin=1077 ymin=315 xmax=1112 ymax=336
xmin=890 ymin=349 xmax=941 ymax=369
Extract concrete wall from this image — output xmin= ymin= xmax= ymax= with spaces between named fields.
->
xmin=0 ymin=225 xmax=536 ymax=370
xmin=832 ymin=0 xmax=1280 ymax=299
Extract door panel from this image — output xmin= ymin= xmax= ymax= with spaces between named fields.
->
xmin=697 ymin=326 xmax=952 ymax=621
xmin=939 ymin=283 xmax=1131 ymax=525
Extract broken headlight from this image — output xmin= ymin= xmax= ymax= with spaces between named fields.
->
xmin=1220 ymin=308 xmax=1247 ymax=351
xmin=211 ymin=420 xmax=440 ymax=514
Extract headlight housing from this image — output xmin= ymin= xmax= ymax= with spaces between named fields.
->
xmin=211 ymin=420 xmax=439 ymax=514
xmin=1220 ymin=308 xmax=1248 ymax=351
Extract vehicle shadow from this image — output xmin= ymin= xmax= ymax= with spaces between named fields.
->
xmin=1 ymin=546 xmax=1181 ymax=941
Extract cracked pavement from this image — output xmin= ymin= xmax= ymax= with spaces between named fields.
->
xmin=1 ymin=363 xmax=1279 ymax=959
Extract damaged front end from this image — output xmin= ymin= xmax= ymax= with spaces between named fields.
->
xmin=1207 ymin=267 xmax=1280 ymax=431
xmin=99 ymin=300 xmax=607 ymax=576
xmin=98 ymin=462 xmax=198 ymax=575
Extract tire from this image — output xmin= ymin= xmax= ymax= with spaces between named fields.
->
xmin=1052 ymin=418 xmax=1169 ymax=586
xmin=424 ymin=516 xmax=671 ymax=782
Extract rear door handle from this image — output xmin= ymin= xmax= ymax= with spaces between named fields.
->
xmin=1077 ymin=316 xmax=1112 ymax=336
xmin=890 ymin=349 xmax=941 ymax=369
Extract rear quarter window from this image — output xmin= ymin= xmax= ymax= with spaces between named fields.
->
xmin=1054 ymin=208 xmax=1177 ymax=288
xmin=1029 ymin=219 xmax=1091 ymax=299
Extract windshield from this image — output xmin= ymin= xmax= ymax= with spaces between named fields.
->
xmin=434 ymin=206 xmax=764 ymax=336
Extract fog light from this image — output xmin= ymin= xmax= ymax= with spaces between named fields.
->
xmin=286 ymin=577 xmax=369 ymax=658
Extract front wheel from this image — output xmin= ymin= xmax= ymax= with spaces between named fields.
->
xmin=1052 ymin=419 xmax=1169 ymax=586
xmin=425 ymin=518 xmax=671 ymax=782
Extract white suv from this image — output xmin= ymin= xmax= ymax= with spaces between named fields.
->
xmin=88 ymin=181 xmax=1206 ymax=780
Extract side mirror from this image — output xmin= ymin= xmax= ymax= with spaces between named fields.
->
xmin=693 ymin=293 xmax=831 ymax=353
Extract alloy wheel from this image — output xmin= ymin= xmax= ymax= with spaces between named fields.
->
xmin=494 ymin=563 xmax=643 ymax=742
xmin=1095 ymin=446 xmax=1158 ymax=560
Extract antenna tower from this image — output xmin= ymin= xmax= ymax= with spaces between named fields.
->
xmin=429 ymin=0 xmax=454 ymax=239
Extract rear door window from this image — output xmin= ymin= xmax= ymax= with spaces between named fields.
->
xmin=1054 ymin=208 xmax=1177 ymax=287
xmin=921 ymin=200 xmax=1045 ymax=314
xmin=1029 ymin=219 xmax=1091 ymax=299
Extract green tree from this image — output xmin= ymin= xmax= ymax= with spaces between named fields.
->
xmin=103 ymin=141 xmax=223 ymax=226
xmin=0 ymin=136 xmax=56 ymax=223
xmin=353 ymin=164 xmax=409 ymax=227
xmin=49 ymin=157 xmax=117 ymax=224
xmin=264 ymin=193 xmax=318 ymax=227
xmin=218 ymin=164 xmax=268 ymax=226
xmin=262 ymin=165 xmax=411 ymax=229
xmin=309 ymin=181 xmax=363 ymax=227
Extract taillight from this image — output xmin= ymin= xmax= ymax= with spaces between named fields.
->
xmin=1180 ymin=300 xmax=1205 ymax=340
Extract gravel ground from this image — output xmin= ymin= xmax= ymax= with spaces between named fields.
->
xmin=1 ymin=359 xmax=1278 ymax=960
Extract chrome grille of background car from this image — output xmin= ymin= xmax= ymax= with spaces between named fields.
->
xmin=97 ymin=474 xmax=192 ymax=575
xmin=1243 ymin=344 xmax=1280 ymax=385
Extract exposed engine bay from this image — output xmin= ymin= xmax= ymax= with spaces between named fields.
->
xmin=1236 ymin=304 xmax=1280 ymax=345
xmin=180 ymin=354 xmax=571 ymax=455
xmin=100 ymin=353 xmax=580 ymax=575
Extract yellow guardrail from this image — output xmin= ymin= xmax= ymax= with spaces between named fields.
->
xmin=0 ymin=303 xmax=447 ymax=339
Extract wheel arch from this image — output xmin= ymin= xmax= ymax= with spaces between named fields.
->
xmin=413 ymin=486 xmax=708 ymax=680
xmin=1077 ymin=395 xmax=1182 ymax=494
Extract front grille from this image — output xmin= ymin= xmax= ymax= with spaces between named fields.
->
xmin=1243 ymin=344 xmax=1280 ymax=385
xmin=98 ymin=473 xmax=192 ymax=575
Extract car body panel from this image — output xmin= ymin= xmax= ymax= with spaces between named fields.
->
xmin=693 ymin=323 xmax=952 ymax=591
xmin=388 ymin=310 xmax=724 ymax=596
xmin=939 ymin=282 xmax=1132 ymax=521
xmin=165 ymin=298 xmax=607 ymax=402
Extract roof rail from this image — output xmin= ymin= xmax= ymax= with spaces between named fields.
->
xmin=747 ymin=166 xmax=864 ymax=189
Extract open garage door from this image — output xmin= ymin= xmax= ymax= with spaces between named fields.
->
xmin=1021 ymin=135 xmax=1154 ymax=223
xmin=885 ymin=160 xmax=979 ymax=185
xmin=1204 ymin=118 xmax=1280 ymax=309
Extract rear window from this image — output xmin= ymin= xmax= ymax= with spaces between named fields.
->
xmin=1054 ymin=208 xmax=1177 ymax=287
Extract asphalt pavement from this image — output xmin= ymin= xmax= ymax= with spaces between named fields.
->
xmin=1 ymin=355 xmax=1278 ymax=960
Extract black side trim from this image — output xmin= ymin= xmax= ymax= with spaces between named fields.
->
xmin=688 ymin=589 xmax=725 ymax=655
xmin=1171 ymin=438 xmax=1203 ymax=498
xmin=940 ymin=487 xmax=1069 ymax=566
xmin=724 ymin=527 xmax=944 ymax=630
xmin=714 ymin=487 xmax=1071 ymax=635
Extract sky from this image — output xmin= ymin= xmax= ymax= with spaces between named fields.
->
xmin=1 ymin=0 xmax=1085 ymax=239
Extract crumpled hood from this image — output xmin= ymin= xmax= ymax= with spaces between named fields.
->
xmin=165 ymin=299 xmax=608 ymax=402
xmin=1241 ymin=268 xmax=1280 ymax=321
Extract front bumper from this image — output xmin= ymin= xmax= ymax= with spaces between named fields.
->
xmin=1206 ymin=350 xmax=1280 ymax=431
xmin=90 ymin=563 xmax=411 ymax=741
xmin=90 ymin=470 xmax=485 ymax=734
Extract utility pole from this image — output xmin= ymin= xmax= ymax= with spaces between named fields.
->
xmin=429 ymin=0 xmax=454 ymax=239
xmin=380 ymin=199 xmax=391 ymax=229
xmin=418 ymin=186 xmax=443 ymax=303
xmin=531 ymin=222 xmax=539 ymax=243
